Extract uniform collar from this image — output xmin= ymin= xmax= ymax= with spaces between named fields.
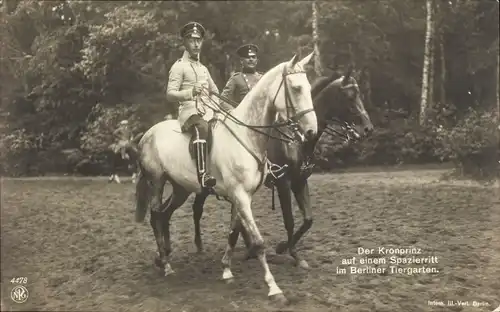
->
xmin=182 ymin=50 xmax=199 ymax=63
xmin=242 ymin=67 xmax=256 ymax=74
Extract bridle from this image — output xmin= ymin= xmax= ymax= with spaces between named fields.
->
xmin=201 ymin=63 xmax=315 ymax=145
xmin=196 ymin=62 xmax=316 ymax=191
xmin=322 ymin=119 xmax=361 ymax=144
xmin=270 ymin=65 xmax=315 ymax=142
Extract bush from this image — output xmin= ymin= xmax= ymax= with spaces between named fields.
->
xmin=0 ymin=129 xmax=40 ymax=176
xmin=80 ymin=103 xmax=142 ymax=154
xmin=315 ymin=118 xmax=446 ymax=170
xmin=435 ymin=109 xmax=499 ymax=181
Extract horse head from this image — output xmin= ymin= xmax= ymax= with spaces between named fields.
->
xmin=313 ymin=66 xmax=374 ymax=139
xmin=270 ymin=53 xmax=318 ymax=142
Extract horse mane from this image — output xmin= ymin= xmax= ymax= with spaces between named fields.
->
xmin=311 ymin=77 xmax=333 ymax=98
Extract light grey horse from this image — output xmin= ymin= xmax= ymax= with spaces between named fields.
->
xmin=135 ymin=53 xmax=317 ymax=303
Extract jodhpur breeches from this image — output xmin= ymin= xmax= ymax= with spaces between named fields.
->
xmin=183 ymin=114 xmax=209 ymax=140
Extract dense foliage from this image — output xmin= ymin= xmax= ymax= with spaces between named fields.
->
xmin=0 ymin=0 xmax=498 ymax=178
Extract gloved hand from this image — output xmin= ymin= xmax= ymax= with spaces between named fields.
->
xmin=192 ymin=83 xmax=203 ymax=97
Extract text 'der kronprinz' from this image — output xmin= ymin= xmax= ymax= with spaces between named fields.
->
xmin=335 ymin=246 xmax=440 ymax=276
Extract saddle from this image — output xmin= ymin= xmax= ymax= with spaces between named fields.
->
xmin=187 ymin=117 xmax=218 ymax=160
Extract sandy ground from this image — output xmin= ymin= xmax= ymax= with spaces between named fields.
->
xmin=1 ymin=168 xmax=499 ymax=312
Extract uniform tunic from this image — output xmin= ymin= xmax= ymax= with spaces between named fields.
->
xmin=220 ymin=71 xmax=263 ymax=107
xmin=166 ymin=51 xmax=220 ymax=131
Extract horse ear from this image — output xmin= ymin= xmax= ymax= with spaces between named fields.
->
xmin=287 ymin=54 xmax=299 ymax=68
xmin=297 ymin=52 xmax=314 ymax=68
xmin=342 ymin=65 xmax=353 ymax=85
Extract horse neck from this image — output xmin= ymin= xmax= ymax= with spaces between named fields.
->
xmin=313 ymin=78 xmax=348 ymax=134
xmin=228 ymin=66 xmax=282 ymax=156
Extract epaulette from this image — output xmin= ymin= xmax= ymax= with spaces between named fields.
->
xmin=230 ymin=72 xmax=241 ymax=77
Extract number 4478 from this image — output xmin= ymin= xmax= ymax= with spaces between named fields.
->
xmin=10 ymin=277 xmax=28 ymax=284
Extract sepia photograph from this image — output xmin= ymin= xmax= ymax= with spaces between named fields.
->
xmin=1 ymin=0 xmax=499 ymax=311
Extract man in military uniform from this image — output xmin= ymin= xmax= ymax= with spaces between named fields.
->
xmin=219 ymin=44 xmax=288 ymax=186
xmin=220 ymin=43 xmax=262 ymax=106
xmin=166 ymin=21 xmax=219 ymax=189
xmin=112 ymin=119 xmax=133 ymax=160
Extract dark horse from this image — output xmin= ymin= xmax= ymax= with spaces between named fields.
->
xmin=190 ymin=67 xmax=374 ymax=268
xmin=108 ymin=133 xmax=143 ymax=183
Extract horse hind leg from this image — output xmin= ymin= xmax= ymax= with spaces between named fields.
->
xmin=274 ymin=179 xmax=295 ymax=257
xmin=289 ymin=179 xmax=313 ymax=269
xmin=148 ymin=174 xmax=169 ymax=273
xmin=158 ymin=180 xmax=190 ymax=276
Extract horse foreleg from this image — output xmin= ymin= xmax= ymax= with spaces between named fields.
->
xmin=231 ymin=188 xmax=287 ymax=303
xmin=239 ymin=218 xmax=254 ymax=260
xmin=160 ymin=182 xmax=190 ymax=276
xmin=289 ymin=179 xmax=312 ymax=269
xmin=274 ymin=179 xmax=295 ymax=257
xmin=192 ymin=192 xmax=208 ymax=253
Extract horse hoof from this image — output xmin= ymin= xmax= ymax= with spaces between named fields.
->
xmin=196 ymin=248 xmax=204 ymax=254
xmin=269 ymin=293 xmax=289 ymax=306
xmin=164 ymin=263 xmax=175 ymax=276
xmin=164 ymin=269 xmax=175 ymax=276
xmin=224 ymin=277 xmax=235 ymax=284
xmin=297 ymin=259 xmax=310 ymax=269
xmin=275 ymin=241 xmax=288 ymax=255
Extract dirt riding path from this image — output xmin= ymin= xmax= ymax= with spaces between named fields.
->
xmin=1 ymin=170 xmax=498 ymax=311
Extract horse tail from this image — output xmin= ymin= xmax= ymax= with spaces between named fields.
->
xmin=135 ymin=163 xmax=151 ymax=223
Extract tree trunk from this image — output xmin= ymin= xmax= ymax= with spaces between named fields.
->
xmin=439 ymin=35 xmax=446 ymax=107
xmin=428 ymin=11 xmax=435 ymax=114
xmin=419 ymin=0 xmax=434 ymax=126
xmin=496 ymin=43 xmax=499 ymax=126
xmin=312 ymin=1 xmax=322 ymax=77
xmin=362 ymin=67 xmax=373 ymax=109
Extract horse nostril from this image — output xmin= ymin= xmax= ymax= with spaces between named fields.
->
xmin=364 ymin=127 xmax=374 ymax=135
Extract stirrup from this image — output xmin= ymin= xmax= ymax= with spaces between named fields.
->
xmin=264 ymin=162 xmax=288 ymax=188
xmin=200 ymin=173 xmax=216 ymax=189
xmin=268 ymin=162 xmax=288 ymax=180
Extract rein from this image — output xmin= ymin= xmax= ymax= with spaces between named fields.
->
xmin=199 ymin=64 xmax=314 ymax=146
xmin=202 ymin=89 xmax=299 ymax=144
xmin=197 ymin=65 xmax=315 ymax=193
xmin=322 ymin=118 xmax=361 ymax=143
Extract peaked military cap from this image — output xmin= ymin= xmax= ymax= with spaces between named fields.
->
xmin=237 ymin=44 xmax=259 ymax=58
xmin=180 ymin=21 xmax=205 ymax=39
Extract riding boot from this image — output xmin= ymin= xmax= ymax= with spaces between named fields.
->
xmin=193 ymin=139 xmax=216 ymax=189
